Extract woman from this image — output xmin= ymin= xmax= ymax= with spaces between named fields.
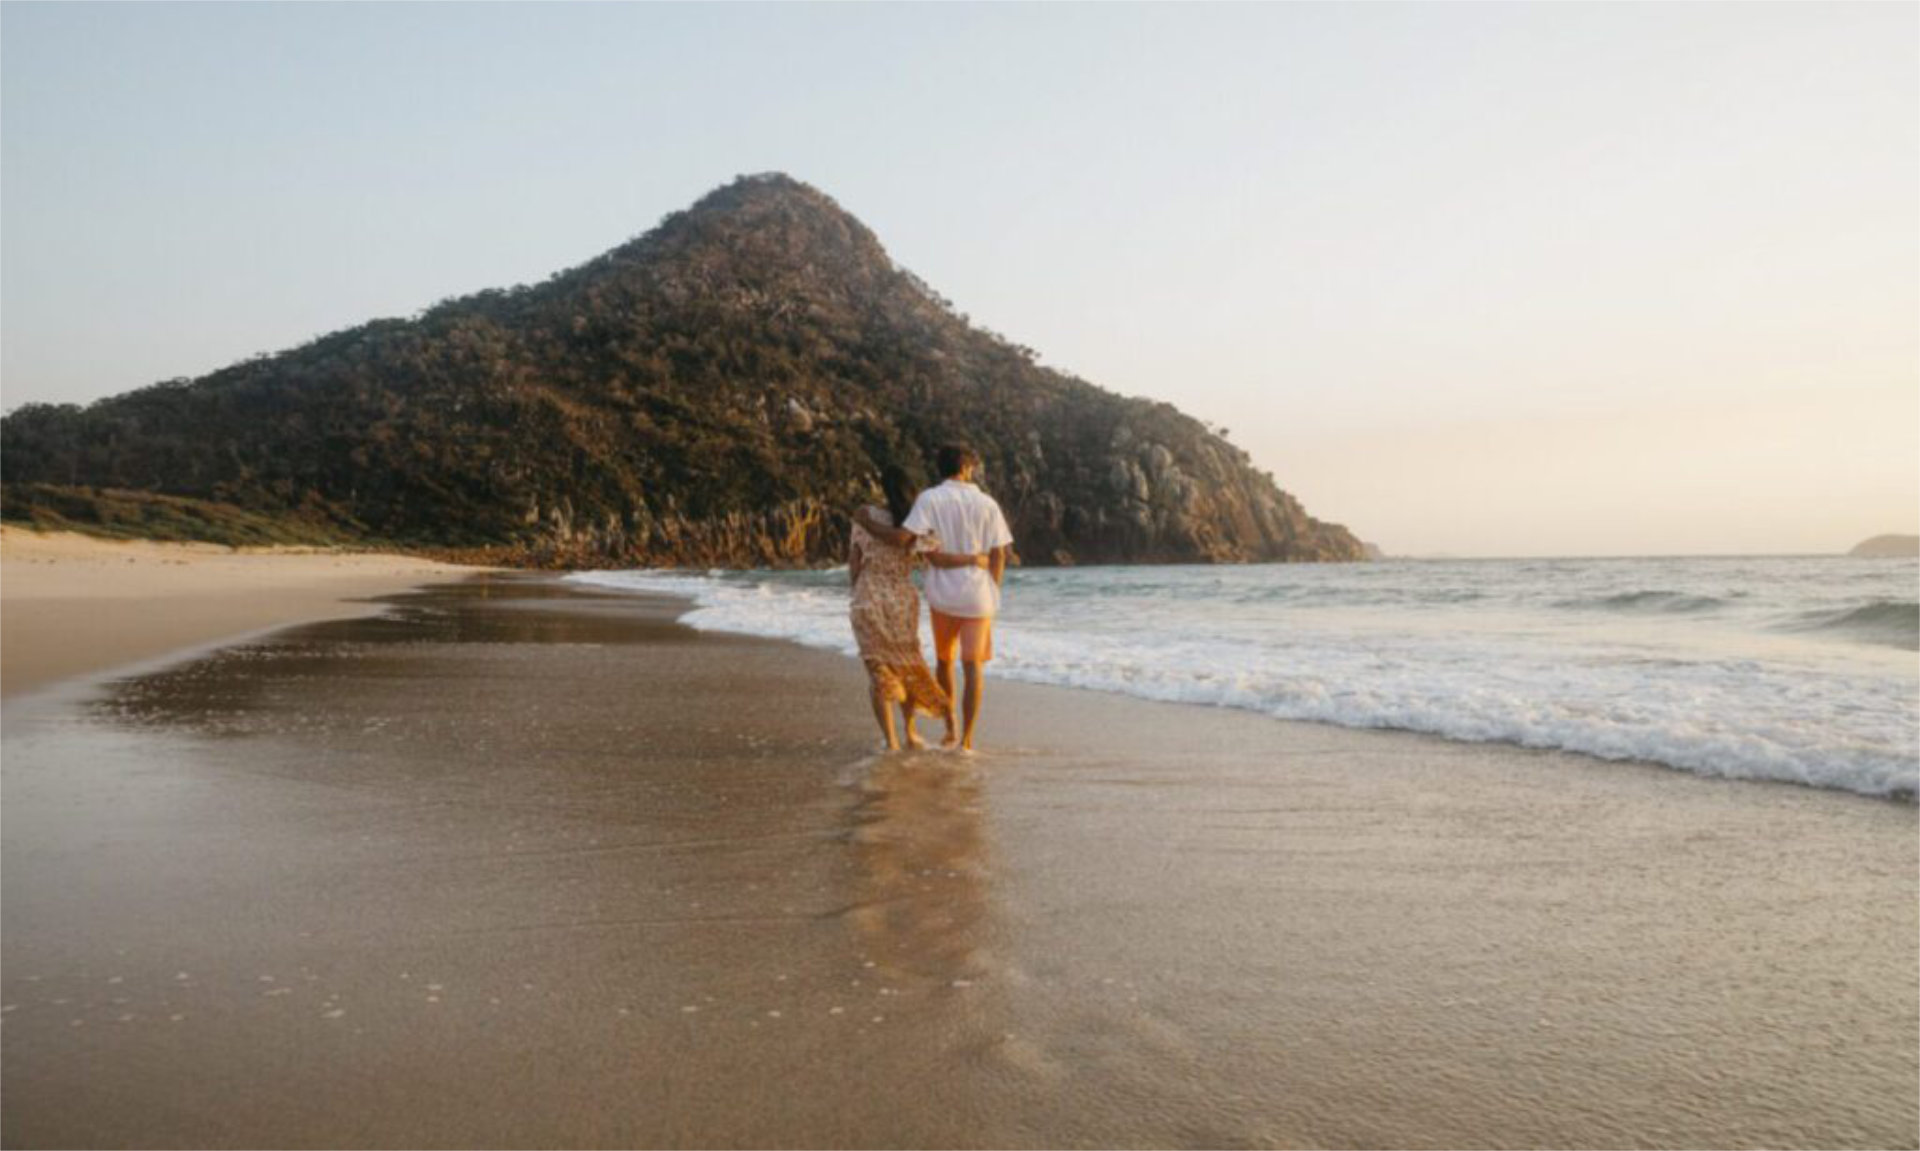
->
xmin=849 ymin=467 xmax=986 ymax=751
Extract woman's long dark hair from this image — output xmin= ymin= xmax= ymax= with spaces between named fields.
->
xmin=879 ymin=463 xmax=917 ymax=527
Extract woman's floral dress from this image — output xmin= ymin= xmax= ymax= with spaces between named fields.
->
xmin=849 ymin=507 xmax=951 ymax=714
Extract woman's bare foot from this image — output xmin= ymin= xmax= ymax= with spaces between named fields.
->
xmin=903 ymin=726 xmax=926 ymax=750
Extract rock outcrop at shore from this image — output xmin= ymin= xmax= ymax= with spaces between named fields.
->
xmin=1848 ymin=534 xmax=1920 ymax=558
xmin=0 ymin=173 xmax=1365 ymax=567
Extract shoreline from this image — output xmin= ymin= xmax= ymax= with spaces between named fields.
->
xmin=566 ymin=566 xmax=1920 ymax=804
xmin=626 ymin=580 xmax=1913 ymax=808
xmin=0 ymin=526 xmax=496 ymax=699
xmin=3 ymin=573 xmax=1913 ymax=1148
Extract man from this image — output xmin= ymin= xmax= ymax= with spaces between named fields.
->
xmin=902 ymin=444 xmax=1013 ymax=752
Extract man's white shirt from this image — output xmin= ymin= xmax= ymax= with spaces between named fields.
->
xmin=903 ymin=479 xmax=1014 ymax=618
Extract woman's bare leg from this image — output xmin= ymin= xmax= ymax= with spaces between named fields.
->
xmin=900 ymin=702 xmax=926 ymax=750
xmin=869 ymin=679 xmax=900 ymax=751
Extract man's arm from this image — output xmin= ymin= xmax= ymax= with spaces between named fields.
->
xmin=987 ymin=502 xmax=1014 ymax=587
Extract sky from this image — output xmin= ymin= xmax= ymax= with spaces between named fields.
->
xmin=2 ymin=2 xmax=1914 ymax=557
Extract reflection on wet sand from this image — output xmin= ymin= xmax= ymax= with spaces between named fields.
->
xmin=93 ymin=575 xmax=694 ymax=735
xmin=842 ymin=755 xmax=991 ymax=989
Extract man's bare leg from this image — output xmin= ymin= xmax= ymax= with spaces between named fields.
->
xmin=960 ymin=660 xmax=984 ymax=751
xmin=935 ymin=660 xmax=959 ymax=747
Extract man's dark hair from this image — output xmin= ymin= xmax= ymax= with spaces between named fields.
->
xmin=935 ymin=443 xmax=980 ymax=479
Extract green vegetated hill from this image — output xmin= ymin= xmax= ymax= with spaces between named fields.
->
xmin=1 ymin=174 xmax=1364 ymax=567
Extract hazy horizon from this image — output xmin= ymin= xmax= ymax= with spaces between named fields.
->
xmin=3 ymin=3 xmax=1915 ymax=558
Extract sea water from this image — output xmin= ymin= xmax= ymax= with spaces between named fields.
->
xmin=567 ymin=556 xmax=1919 ymax=799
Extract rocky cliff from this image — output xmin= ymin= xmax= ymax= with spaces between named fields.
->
xmin=0 ymin=174 xmax=1365 ymax=567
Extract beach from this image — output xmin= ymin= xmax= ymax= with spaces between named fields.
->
xmin=2 ymin=569 xmax=1914 ymax=1148
xmin=0 ymin=527 xmax=489 ymax=697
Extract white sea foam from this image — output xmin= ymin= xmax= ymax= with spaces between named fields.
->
xmin=566 ymin=557 xmax=1920 ymax=799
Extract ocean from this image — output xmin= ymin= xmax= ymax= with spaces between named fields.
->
xmin=567 ymin=556 xmax=1919 ymax=800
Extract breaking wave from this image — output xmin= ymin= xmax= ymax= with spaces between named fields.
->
xmin=1555 ymin=590 xmax=1731 ymax=614
xmin=1783 ymin=600 xmax=1920 ymax=650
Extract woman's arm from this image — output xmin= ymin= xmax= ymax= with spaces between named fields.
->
xmin=849 ymin=542 xmax=863 ymax=588
xmin=853 ymin=506 xmax=916 ymax=547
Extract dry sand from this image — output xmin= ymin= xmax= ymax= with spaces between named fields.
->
xmin=0 ymin=526 xmax=489 ymax=697
xmin=1 ymin=575 xmax=1915 ymax=1148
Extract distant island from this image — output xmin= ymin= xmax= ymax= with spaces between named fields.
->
xmin=1848 ymin=534 xmax=1920 ymax=558
xmin=0 ymin=173 xmax=1364 ymax=568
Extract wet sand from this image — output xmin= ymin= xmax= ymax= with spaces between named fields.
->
xmin=2 ymin=574 xmax=1914 ymax=1148
xmin=0 ymin=526 xmax=489 ymax=698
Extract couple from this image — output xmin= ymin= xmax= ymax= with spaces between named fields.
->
xmin=848 ymin=443 xmax=1013 ymax=754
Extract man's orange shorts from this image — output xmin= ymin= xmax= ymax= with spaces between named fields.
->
xmin=930 ymin=610 xmax=994 ymax=663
